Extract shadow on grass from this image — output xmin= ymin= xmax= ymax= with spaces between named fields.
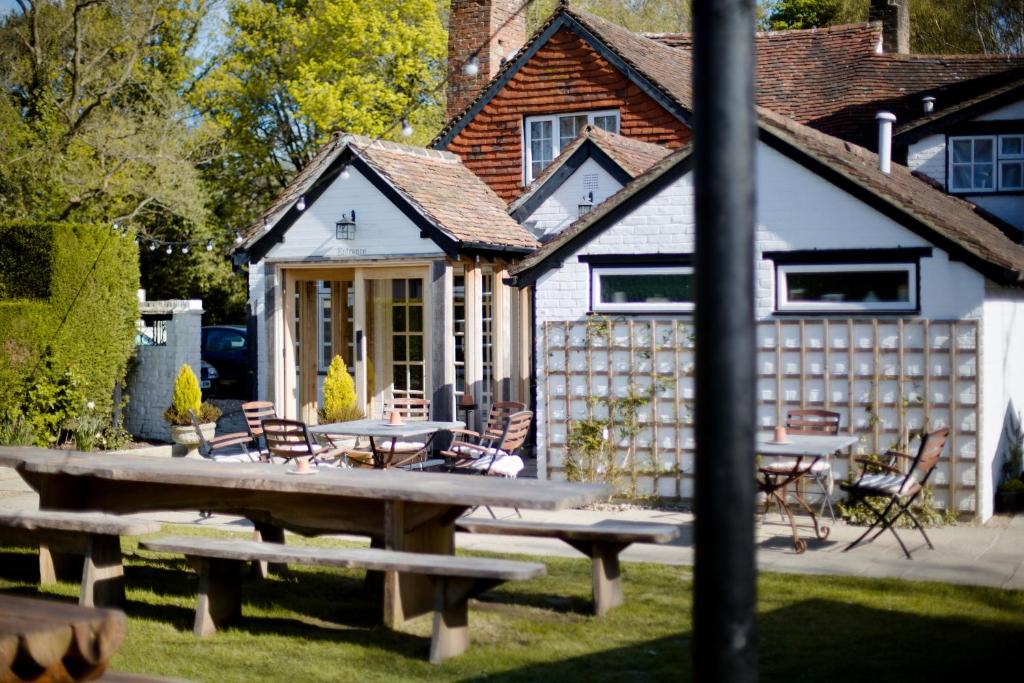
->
xmin=473 ymin=594 xmax=1024 ymax=683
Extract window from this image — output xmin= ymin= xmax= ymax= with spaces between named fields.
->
xmin=390 ymin=278 xmax=424 ymax=399
xmin=948 ymin=134 xmax=1024 ymax=192
xmin=776 ymin=263 xmax=917 ymax=312
xmin=591 ymin=266 xmax=694 ymax=313
xmin=524 ymin=110 xmax=619 ymax=183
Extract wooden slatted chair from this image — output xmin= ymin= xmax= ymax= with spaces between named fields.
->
xmin=840 ymin=426 xmax=949 ymax=559
xmin=260 ymin=418 xmax=346 ymax=467
xmin=442 ymin=409 xmax=533 ymax=518
xmin=786 ymin=409 xmax=842 ymax=520
xmin=240 ymin=401 xmax=277 ymax=454
xmin=345 ymin=397 xmax=433 ymax=468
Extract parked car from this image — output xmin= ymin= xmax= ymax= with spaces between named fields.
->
xmin=199 ymin=360 xmax=219 ymax=397
xmin=201 ymin=325 xmax=248 ymax=398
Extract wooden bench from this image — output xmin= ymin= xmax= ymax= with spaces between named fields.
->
xmin=0 ymin=510 xmax=160 ymax=608
xmin=455 ymin=518 xmax=684 ymax=616
xmin=141 ymin=536 xmax=545 ymax=664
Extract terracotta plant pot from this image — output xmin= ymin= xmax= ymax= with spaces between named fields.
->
xmin=169 ymin=423 xmax=215 ymax=459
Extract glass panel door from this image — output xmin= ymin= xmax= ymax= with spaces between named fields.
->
xmin=390 ymin=278 xmax=425 ymax=400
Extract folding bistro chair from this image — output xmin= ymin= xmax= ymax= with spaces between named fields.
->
xmin=786 ymin=409 xmax=842 ymax=520
xmin=261 ymin=418 xmax=346 ymax=467
xmin=188 ymin=409 xmax=259 ymax=463
xmin=840 ymin=426 xmax=949 ymax=559
xmin=441 ymin=408 xmax=533 ymax=518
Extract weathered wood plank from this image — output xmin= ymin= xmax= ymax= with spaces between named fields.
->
xmin=456 ymin=518 xmax=684 ymax=545
xmin=142 ymin=537 xmax=544 ymax=582
xmin=0 ymin=510 xmax=160 ymax=536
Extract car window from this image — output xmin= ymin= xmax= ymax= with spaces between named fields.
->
xmin=207 ymin=330 xmax=246 ymax=353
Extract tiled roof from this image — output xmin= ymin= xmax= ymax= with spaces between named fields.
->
xmin=511 ymin=108 xmax=1024 ymax=285
xmin=894 ymin=75 xmax=1024 ymax=142
xmin=236 ymin=134 xmax=537 ymax=255
xmin=649 ymin=22 xmax=1024 ymax=147
xmin=508 ymin=124 xmax=671 ymax=215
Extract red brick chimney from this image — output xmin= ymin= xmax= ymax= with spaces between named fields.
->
xmin=446 ymin=0 xmax=527 ymax=121
xmin=869 ymin=0 xmax=910 ymax=54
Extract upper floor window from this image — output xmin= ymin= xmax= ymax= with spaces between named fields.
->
xmin=524 ymin=110 xmax=619 ymax=184
xmin=949 ymin=134 xmax=1024 ymax=193
xmin=776 ymin=263 xmax=917 ymax=313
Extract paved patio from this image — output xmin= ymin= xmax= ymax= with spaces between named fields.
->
xmin=2 ymin=463 xmax=1021 ymax=591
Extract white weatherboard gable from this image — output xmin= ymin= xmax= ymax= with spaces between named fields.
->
xmin=521 ymin=156 xmax=625 ymax=241
xmin=976 ymin=98 xmax=1024 ymax=121
xmin=263 ymin=164 xmax=444 ymax=262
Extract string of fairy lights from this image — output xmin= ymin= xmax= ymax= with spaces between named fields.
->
xmin=127 ymin=0 xmax=545 ymax=257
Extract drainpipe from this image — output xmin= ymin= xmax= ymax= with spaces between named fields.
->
xmin=877 ymin=111 xmax=897 ymax=175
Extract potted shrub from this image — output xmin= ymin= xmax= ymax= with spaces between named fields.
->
xmin=163 ymin=363 xmax=221 ymax=458
xmin=318 ymin=355 xmax=363 ymax=424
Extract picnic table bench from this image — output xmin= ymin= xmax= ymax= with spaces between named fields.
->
xmin=455 ymin=518 xmax=684 ymax=615
xmin=141 ymin=535 xmax=545 ymax=664
xmin=0 ymin=510 xmax=160 ymax=607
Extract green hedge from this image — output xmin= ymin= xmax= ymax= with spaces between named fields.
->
xmin=0 ymin=222 xmax=139 ymax=443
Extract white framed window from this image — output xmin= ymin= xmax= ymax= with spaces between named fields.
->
xmin=947 ymin=134 xmax=1024 ymax=192
xmin=524 ymin=110 xmax=620 ymax=183
xmin=591 ymin=266 xmax=694 ymax=313
xmin=776 ymin=263 xmax=917 ymax=313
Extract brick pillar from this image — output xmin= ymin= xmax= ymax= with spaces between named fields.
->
xmin=446 ymin=0 xmax=527 ymax=121
xmin=869 ymin=0 xmax=910 ymax=54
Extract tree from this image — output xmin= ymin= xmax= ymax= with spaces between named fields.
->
xmin=196 ymin=0 xmax=447 ymax=230
xmin=764 ymin=0 xmax=843 ymax=29
xmin=0 ymin=0 xmax=215 ymax=228
xmin=527 ymin=0 xmax=691 ymax=33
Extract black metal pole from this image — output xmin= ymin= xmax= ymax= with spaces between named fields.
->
xmin=692 ymin=0 xmax=758 ymax=681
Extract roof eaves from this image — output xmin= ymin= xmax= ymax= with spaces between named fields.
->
xmin=893 ymin=76 xmax=1024 ymax=145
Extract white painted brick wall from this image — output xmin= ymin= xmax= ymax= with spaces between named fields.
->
xmin=125 ymin=302 xmax=203 ymax=442
xmin=533 ymin=139 xmax=991 ymax=480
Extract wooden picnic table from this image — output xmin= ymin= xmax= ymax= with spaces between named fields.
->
xmin=310 ymin=419 xmax=463 ymax=468
xmin=0 ymin=447 xmax=611 ymax=628
xmin=0 ymin=594 xmax=126 ymax=682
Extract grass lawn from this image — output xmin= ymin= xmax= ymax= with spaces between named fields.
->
xmin=2 ymin=525 xmax=1023 ymax=682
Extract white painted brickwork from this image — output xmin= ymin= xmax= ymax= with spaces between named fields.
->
xmin=531 ymin=140 xmax=1007 ymax=519
xmin=125 ymin=300 xmax=203 ymax=442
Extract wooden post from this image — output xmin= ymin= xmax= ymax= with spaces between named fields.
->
xmin=299 ymin=280 xmax=319 ymax=424
xmin=80 ymin=535 xmax=126 ymax=608
xmin=190 ymin=557 xmax=243 ymax=637
xmin=331 ymin=281 xmax=350 ymax=366
xmin=430 ymin=261 xmax=454 ymax=422
xmin=353 ymin=270 xmax=367 ymax=411
xmin=515 ymin=286 xmax=532 ymax=405
xmin=492 ymin=264 xmax=511 ymax=402
xmin=463 ymin=262 xmax=483 ymax=431
xmin=281 ymin=270 xmax=297 ymax=419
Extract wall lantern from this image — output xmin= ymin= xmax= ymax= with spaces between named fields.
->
xmin=336 ymin=210 xmax=357 ymax=240
xmin=578 ymin=191 xmax=594 ymax=217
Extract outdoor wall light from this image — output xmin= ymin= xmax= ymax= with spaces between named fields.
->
xmin=336 ymin=210 xmax=357 ymax=240
xmin=578 ymin=191 xmax=594 ymax=217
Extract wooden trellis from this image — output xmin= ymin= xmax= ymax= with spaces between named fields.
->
xmin=541 ymin=317 xmax=980 ymax=517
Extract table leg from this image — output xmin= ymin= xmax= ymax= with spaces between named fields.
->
xmin=252 ymin=522 xmax=287 ymax=578
xmin=37 ymin=474 xmax=87 ymax=583
xmin=382 ymin=501 xmax=456 ymax=629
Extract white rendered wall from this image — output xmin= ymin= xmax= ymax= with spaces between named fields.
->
xmin=981 ymin=285 xmax=1024 ymax=520
xmin=533 ymin=140 xmax=989 ymax=485
xmin=520 ymin=157 xmax=625 ymax=241
xmin=248 ymin=260 xmax=271 ymax=402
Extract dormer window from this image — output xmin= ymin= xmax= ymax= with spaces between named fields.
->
xmin=524 ymin=110 xmax=619 ymax=183
xmin=949 ymin=134 xmax=1024 ymax=193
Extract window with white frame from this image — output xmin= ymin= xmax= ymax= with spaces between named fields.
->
xmin=776 ymin=263 xmax=917 ymax=312
xmin=590 ymin=266 xmax=694 ymax=313
xmin=524 ymin=110 xmax=620 ymax=183
xmin=949 ymin=134 xmax=1024 ymax=192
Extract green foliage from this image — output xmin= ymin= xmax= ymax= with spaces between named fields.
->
xmin=0 ymin=223 xmax=52 ymax=300
xmin=66 ymin=401 xmax=106 ymax=452
xmin=527 ymin=0 xmax=690 ymax=32
xmin=319 ymin=355 xmax=363 ymax=423
xmin=999 ymin=478 xmax=1024 ymax=493
xmin=566 ymin=417 xmax=617 ymax=487
xmin=0 ymin=415 xmax=35 ymax=446
xmin=163 ymin=364 xmax=222 ymax=426
xmin=0 ymin=221 xmax=138 ymax=445
xmin=764 ymin=0 xmax=841 ymax=29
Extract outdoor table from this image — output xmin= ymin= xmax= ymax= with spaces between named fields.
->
xmin=0 ymin=594 xmax=126 ymax=682
xmin=0 ymin=447 xmax=610 ymax=629
xmin=756 ymin=433 xmax=858 ymax=553
xmin=310 ymin=419 xmax=464 ymax=469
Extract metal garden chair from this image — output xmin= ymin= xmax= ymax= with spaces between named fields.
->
xmin=786 ymin=409 xmax=842 ymax=520
xmin=840 ymin=426 xmax=950 ymax=559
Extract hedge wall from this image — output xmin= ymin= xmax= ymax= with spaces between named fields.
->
xmin=0 ymin=221 xmax=139 ymax=421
